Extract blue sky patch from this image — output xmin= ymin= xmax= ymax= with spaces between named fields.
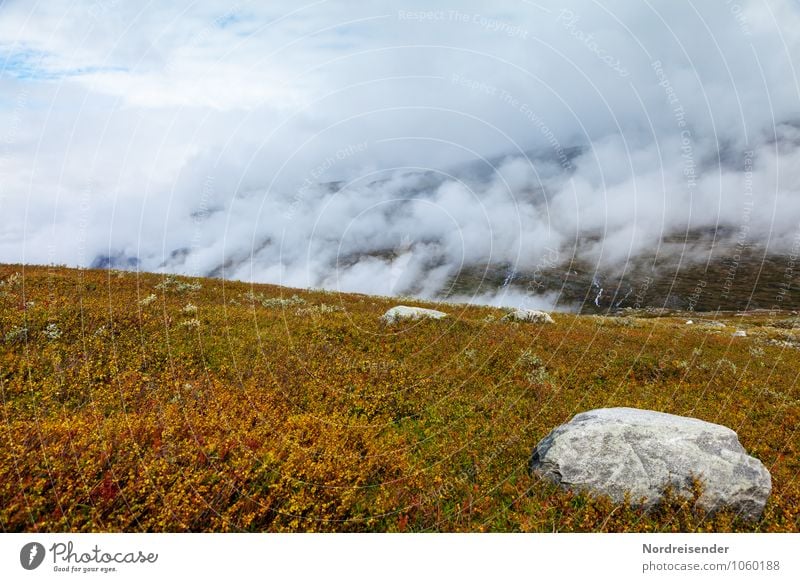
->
xmin=1 ymin=46 xmax=126 ymax=81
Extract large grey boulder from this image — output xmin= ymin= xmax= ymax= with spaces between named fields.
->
xmin=381 ymin=305 xmax=447 ymax=324
xmin=529 ymin=407 xmax=771 ymax=521
xmin=503 ymin=308 xmax=555 ymax=324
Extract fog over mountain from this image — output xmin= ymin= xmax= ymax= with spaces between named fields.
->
xmin=2 ymin=1 xmax=800 ymax=310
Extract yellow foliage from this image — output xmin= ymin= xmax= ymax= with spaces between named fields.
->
xmin=0 ymin=264 xmax=798 ymax=532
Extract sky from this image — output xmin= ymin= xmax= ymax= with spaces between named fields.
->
xmin=1 ymin=0 xmax=800 ymax=307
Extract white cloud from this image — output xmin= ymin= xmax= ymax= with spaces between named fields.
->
xmin=1 ymin=0 xmax=800 ymax=307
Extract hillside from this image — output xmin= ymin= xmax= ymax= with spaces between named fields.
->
xmin=1 ymin=264 xmax=798 ymax=532
xmin=444 ymin=240 xmax=800 ymax=313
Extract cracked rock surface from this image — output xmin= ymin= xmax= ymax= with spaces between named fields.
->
xmin=380 ymin=305 xmax=448 ymax=324
xmin=530 ymin=407 xmax=771 ymax=521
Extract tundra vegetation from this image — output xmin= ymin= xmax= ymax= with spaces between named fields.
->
xmin=0 ymin=265 xmax=798 ymax=532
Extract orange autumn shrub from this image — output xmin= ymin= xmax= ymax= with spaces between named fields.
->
xmin=0 ymin=264 xmax=798 ymax=532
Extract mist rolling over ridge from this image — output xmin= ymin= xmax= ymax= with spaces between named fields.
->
xmin=2 ymin=0 xmax=800 ymax=312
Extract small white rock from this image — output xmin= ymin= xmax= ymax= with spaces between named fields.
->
xmin=686 ymin=320 xmax=694 ymax=325
xmin=381 ymin=305 xmax=447 ymax=324
xmin=503 ymin=309 xmax=555 ymax=324
xmin=732 ymin=330 xmax=747 ymax=337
